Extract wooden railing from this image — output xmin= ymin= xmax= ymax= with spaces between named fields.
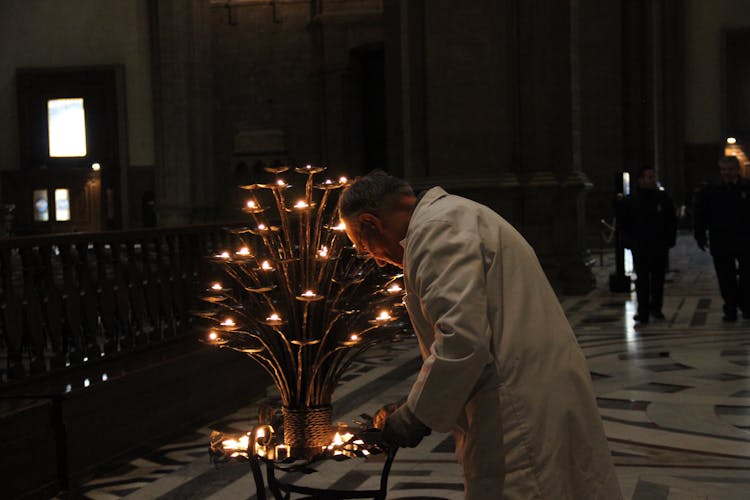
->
xmin=0 ymin=224 xmax=242 ymax=387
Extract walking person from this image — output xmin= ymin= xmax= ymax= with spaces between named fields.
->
xmin=620 ymin=166 xmax=677 ymax=325
xmin=694 ymin=155 xmax=750 ymax=321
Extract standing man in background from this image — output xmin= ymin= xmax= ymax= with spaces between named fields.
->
xmin=620 ymin=166 xmax=677 ymax=325
xmin=694 ymin=155 xmax=750 ymax=322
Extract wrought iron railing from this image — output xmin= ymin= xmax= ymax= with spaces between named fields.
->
xmin=0 ymin=224 xmax=242 ymax=387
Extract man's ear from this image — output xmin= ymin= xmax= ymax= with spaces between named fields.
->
xmin=358 ymin=212 xmax=381 ymax=229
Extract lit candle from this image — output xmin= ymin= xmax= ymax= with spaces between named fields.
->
xmin=261 ymin=260 xmax=273 ymax=271
xmin=222 ymin=438 xmax=239 ymax=450
xmin=318 ymin=246 xmax=329 ymax=258
xmin=208 ymin=330 xmax=218 ymax=341
xmin=236 ymin=247 xmax=251 ymax=256
xmin=387 ymin=284 xmax=403 ymax=293
xmin=257 ymin=223 xmax=268 ymax=231
xmin=375 ymin=310 xmax=391 ymax=322
xmin=276 ymin=179 xmax=286 ymax=187
xmin=350 ymin=334 xmax=359 ymax=341
xmin=331 ymin=221 xmax=346 ymax=231
xmin=294 ymin=200 xmax=309 ymax=209
xmin=302 ymin=290 xmax=315 ymax=298
xmin=220 ymin=318 xmax=235 ymax=327
xmin=275 ymin=444 xmax=288 ymax=460
xmin=266 ymin=313 xmax=283 ymax=325
xmin=339 ymin=176 xmax=348 ymax=184
xmin=211 ymin=282 xmax=222 ymax=290
xmin=217 ymin=251 xmax=230 ymax=259
xmin=246 ymin=200 xmax=257 ymax=209
xmin=328 ymin=432 xmax=344 ymax=450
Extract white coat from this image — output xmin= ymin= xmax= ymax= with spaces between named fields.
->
xmin=402 ymin=187 xmax=622 ymax=500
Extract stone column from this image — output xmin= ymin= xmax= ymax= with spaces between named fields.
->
xmin=516 ymin=0 xmax=595 ymax=293
xmin=385 ymin=0 xmax=595 ymax=292
xmin=149 ymin=0 xmax=215 ymax=226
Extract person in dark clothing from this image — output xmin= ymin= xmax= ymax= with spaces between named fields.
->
xmin=694 ymin=155 xmax=750 ymax=321
xmin=621 ymin=166 xmax=677 ymax=325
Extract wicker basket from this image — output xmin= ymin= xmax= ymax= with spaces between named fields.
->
xmin=282 ymin=405 xmax=333 ymax=458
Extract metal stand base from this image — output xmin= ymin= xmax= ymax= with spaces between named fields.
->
xmin=249 ymin=449 xmax=398 ymax=500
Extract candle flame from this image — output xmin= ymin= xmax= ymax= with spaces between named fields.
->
xmin=350 ymin=334 xmax=358 ymax=341
xmin=257 ymin=223 xmax=267 ymax=231
xmin=294 ymin=200 xmax=309 ymax=209
xmin=276 ymin=179 xmax=286 ymax=186
xmin=236 ymin=247 xmax=250 ymax=255
xmin=222 ymin=435 xmax=250 ymax=451
xmin=217 ymin=251 xmax=230 ymax=259
xmin=221 ymin=318 xmax=235 ymax=326
xmin=339 ymin=176 xmax=347 ymax=184
xmin=246 ymin=200 xmax=257 ymax=208
xmin=324 ymin=179 xmax=332 ymax=185
xmin=332 ymin=221 xmax=346 ymax=231
xmin=211 ymin=282 xmax=222 ymax=290
xmin=387 ymin=284 xmax=403 ymax=293
xmin=302 ymin=290 xmax=315 ymax=297
xmin=327 ymin=431 xmax=355 ymax=454
xmin=267 ymin=313 xmax=281 ymax=321
xmin=376 ymin=310 xmax=391 ymax=321
xmin=318 ymin=246 xmax=329 ymax=258
xmin=261 ymin=260 xmax=273 ymax=270
xmin=208 ymin=331 xmax=218 ymax=341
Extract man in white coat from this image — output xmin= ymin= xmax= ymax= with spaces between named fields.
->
xmin=339 ymin=172 xmax=622 ymax=500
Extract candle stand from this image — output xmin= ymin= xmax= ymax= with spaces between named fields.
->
xmin=210 ymin=425 xmax=398 ymax=500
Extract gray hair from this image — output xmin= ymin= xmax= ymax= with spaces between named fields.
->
xmin=339 ymin=171 xmax=414 ymax=219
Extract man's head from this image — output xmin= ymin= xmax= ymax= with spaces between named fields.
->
xmin=338 ymin=171 xmax=417 ymax=268
xmin=637 ymin=165 xmax=658 ymax=190
xmin=718 ymin=155 xmax=740 ymax=184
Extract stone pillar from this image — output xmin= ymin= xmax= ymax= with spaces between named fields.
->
xmin=385 ymin=0 xmax=595 ymax=293
xmin=149 ymin=0 xmax=215 ymax=226
xmin=516 ymin=0 xmax=595 ymax=293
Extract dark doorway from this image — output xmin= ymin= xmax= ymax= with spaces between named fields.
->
xmin=345 ymin=44 xmax=386 ymax=175
xmin=8 ymin=66 xmax=126 ymax=233
xmin=723 ymin=28 xmax=750 ymax=178
xmin=724 ymin=28 xmax=750 ymax=142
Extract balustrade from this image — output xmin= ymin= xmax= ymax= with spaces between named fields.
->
xmin=0 ymin=224 xmax=241 ymax=386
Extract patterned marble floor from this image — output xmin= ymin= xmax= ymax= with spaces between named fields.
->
xmin=74 ymin=233 xmax=750 ymax=500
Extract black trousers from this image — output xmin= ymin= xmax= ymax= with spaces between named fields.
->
xmin=711 ymin=248 xmax=750 ymax=315
xmin=633 ymin=250 xmax=668 ymax=318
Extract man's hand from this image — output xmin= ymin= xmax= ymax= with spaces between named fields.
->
xmin=380 ymin=404 xmax=431 ymax=449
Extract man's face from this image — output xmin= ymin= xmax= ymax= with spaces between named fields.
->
xmin=719 ymin=160 xmax=740 ymax=183
xmin=638 ymin=169 xmax=657 ymax=190
xmin=343 ymin=215 xmax=405 ymax=268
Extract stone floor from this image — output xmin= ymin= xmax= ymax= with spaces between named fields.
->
xmin=74 ymin=233 xmax=750 ymax=499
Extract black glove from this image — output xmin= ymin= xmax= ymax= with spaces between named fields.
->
xmin=380 ymin=404 xmax=431 ymax=449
